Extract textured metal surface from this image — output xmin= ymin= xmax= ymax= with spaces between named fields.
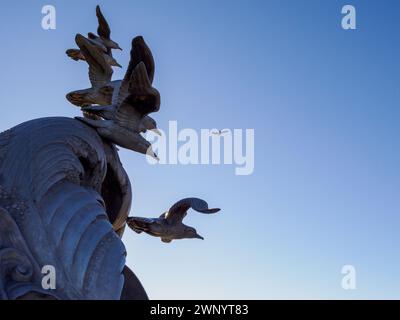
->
xmin=0 ymin=117 xmax=134 ymax=300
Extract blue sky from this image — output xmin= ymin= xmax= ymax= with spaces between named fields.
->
xmin=1 ymin=0 xmax=400 ymax=299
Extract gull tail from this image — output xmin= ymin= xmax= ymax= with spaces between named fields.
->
xmin=126 ymin=217 xmax=149 ymax=233
xmin=66 ymin=49 xmax=84 ymax=61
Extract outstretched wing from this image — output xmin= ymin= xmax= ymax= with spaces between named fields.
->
xmin=75 ymin=34 xmax=113 ymax=89
xmin=123 ymin=37 xmax=155 ymax=86
xmin=116 ymin=36 xmax=156 ymax=109
xmin=96 ymin=5 xmax=111 ymax=40
xmin=131 ymin=36 xmax=155 ymax=84
xmin=115 ymin=40 xmax=137 ymax=108
xmin=117 ymin=62 xmax=160 ymax=117
xmin=165 ymin=198 xmax=220 ymax=224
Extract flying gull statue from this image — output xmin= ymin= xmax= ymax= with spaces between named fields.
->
xmin=75 ymin=38 xmax=161 ymax=159
xmin=80 ymin=36 xmax=161 ymax=136
xmin=66 ymin=5 xmax=122 ymax=62
xmin=67 ymin=34 xmax=118 ymax=107
xmin=126 ymin=198 xmax=220 ymax=243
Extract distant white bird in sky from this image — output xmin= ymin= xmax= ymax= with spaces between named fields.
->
xmin=211 ymin=129 xmax=229 ymax=135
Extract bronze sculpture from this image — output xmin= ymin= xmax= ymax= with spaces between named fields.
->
xmin=127 ymin=198 xmax=220 ymax=243
xmin=0 ymin=5 xmax=220 ymax=300
xmin=66 ymin=5 xmax=121 ymax=62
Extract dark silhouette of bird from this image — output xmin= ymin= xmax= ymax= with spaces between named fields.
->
xmin=66 ymin=5 xmax=121 ymax=62
xmin=66 ymin=34 xmax=118 ymax=107
xmin=75 ymin=36 xmax=161 ymax=159
xmin=126 ymin=198 xmax=220 ymax=243
xmin=79 ymin=36 xmax=160 ymax=136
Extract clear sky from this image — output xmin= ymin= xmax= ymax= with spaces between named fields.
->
xmin=1 ymin=0 xmax=400 ymax=299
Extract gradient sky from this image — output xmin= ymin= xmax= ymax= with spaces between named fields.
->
xmin=1 ymin=0 xmax=400 ymax=299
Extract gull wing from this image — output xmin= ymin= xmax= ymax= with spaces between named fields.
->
xmin=96 ymin=5 xmax=111 ymax=40
xmin=131 ymin=36 xmax=155 ymax=84
xmin=117 ymin=62 xmax=160 ymax=117
xmin=116 ymin=36 xmax=156 ymax=109
xmin=165 ymin=198 xmax=220 ymax=224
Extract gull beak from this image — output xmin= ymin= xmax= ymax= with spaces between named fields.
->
xmin=153 ymin=128 xmax=162 ymax=136
xmin=195 ymin=234 xmax=204 ymax=240
xmin=147 ymin=149 xmax=159 ymax=161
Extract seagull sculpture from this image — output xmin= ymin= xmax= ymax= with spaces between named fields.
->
xmin=75 ymin=37 xmax=161 ymax=159
xmin=80 ymin=36 xmax=161 ymax=136
xmin=92 ymin=5 xmax=122 ymax=51
xmin=66 ymin=5 xmax=121 ymax=62
xmin=126 ymin=198 xmax=220 ymax=243
xmin=66 ymin=34 xmax=117 ymax=107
